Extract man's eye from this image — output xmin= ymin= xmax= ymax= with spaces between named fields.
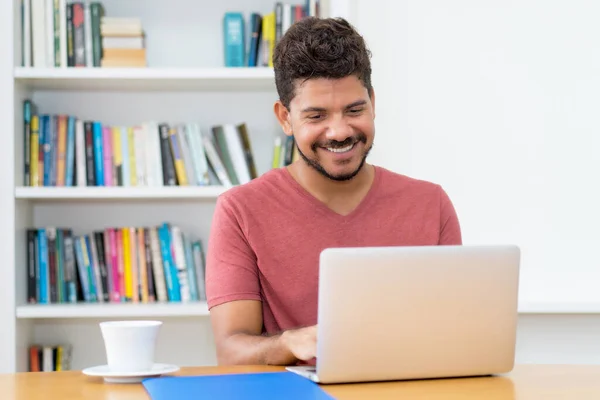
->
xmin=349 ymin=108 xmax=363 ymax=114
xmin=308 ymin=115 xmax=323 ymax=120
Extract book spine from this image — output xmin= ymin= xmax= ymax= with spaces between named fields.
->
xmin=102 ymin=126 xmax=113 ymax=186
xmin=171 ymin=226 xmax=190 ymax=302
xmin=63 ymin=229 xmax=77 ymax=303
xmin=37 ymin=229 xmax=48 ymax=304
xmin=46 ymin=227 xmax=57 ymax=303
xmin=138 ymin=228 xmax=148 ymax=303
xmin=149 ymin=227 xmax=167 ymax=302
xmin=23 ymin=100 xmax=32 ymax=186
xmin=90 ymin=2 xmax=103 ymax=67
xmin=168 ymin=127 xmax=188 ymax=185
xmin=94 ymin=231 xmax=109 ymax=302
xmin=84 ymin=3 xmax=93 ymax=67
xmin=107 ymin=229 xmax=120 ymax=302
xmin=75 ymin=119 xmax=86 ymax=186
xmin=53 ymin=0 xmax=60 ymax=66
xmin=129 ymin=227 xmax=139 ymax=302
xmin=87 ymin=234 xmax=104 ymax=303
xmin=158 ymin=124 xmax=176 ymax=186
xmin=65 ymin=116 xmax=75 ymax=186
xmin=27 ymin=229 xmax=37 ymax=303
xmin=73 ymin=236 xmax=90 ymax=302
xmin=56 ymin=115 xmax=67 ymax=186
xmin=122 ymin=227 xmax=131 ymax=301
xmin=30 ymin=115 xmax=40 ymax=186
xmin=81 ymin=235 xmax=97 ymax=302
xmin=84 ymin=122 xmax=95 ymax=185
xmin=144 ymin=228 xmax=156 ymax=302
xmin=183 ymin=234 xmax=198 ymax=301
xmin=66 ymin=3 xmax=74 ymax=66
xmin=92 ymin=122 xmax=104 ymax=186
xmin=72 ymin=2 xmax=85 ymax=67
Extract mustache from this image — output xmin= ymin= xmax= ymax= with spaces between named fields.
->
xmin=312 ymin=134 xmax=367 ymax=151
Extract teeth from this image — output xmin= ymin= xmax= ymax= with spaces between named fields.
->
xmin=326 ymin=143 xmax=354 ymax=153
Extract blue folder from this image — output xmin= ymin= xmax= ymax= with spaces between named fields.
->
xmin=142 ymin=371 xmax=335 ymax=400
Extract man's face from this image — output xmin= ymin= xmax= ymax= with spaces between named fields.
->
xmin=279 ymin=75 xmax=375 ymax=181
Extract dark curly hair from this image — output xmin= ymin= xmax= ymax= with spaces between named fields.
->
xmin=273 ymin=17 xmax=373 ymax=110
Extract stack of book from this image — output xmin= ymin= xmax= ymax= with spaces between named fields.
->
xmin=100 ymin=17 xmax=146 ymax=67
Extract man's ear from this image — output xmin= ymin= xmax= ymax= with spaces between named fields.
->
xmin=370 ymin=87 xmax=376 ymax=120
xmin=274 ymin=101 xmax=293 ymax=136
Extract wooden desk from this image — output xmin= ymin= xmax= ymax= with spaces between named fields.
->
xmin=2 ymin=364 xmax=600 ymax=399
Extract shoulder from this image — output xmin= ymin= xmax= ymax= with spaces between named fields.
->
xmin=374 ymin=165 xmax=445 ymax=197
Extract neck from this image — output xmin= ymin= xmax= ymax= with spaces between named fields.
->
xmin=287 ymin=161 xmax=375 ymax=203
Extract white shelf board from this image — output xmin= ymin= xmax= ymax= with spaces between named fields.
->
xmin=518 ymin=301 xmax=600 ymax=314
xmin=15 ymin=186 xmax=229 ymax=200
xmin=16 ymin=302 xmax=210 ymax=319
xmin=13 ymin=67 xmax=276 ymax=91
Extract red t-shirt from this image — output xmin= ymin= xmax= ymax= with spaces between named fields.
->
xmin=205 ymin=165 xmax=462 ymax=335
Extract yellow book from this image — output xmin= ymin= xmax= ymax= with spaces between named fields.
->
xmin=168 ymin=127 xmax=188 ymax=185
xmin=272 ymin=136 xmax=281 ymax=169
xmin=55 ymin=346 xmax=62 ymax=371
xmin=127 ymin=127 xmax=137 ymax=186
xmin=112 ymin=127 xmax=122 ymax=186
xmin=56 ymin=116 xmax=67 ymax=186
xmin=122 ymin=227 xmax=132 ymax=301
xmin=262 ymin=12 xmax=276 ymax=67
xmin=30 ymin=116 xmax=39 ymax=186
xmin=130 ymin=227 xmax=139 ymax=303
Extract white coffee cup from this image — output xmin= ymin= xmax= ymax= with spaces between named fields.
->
xmin=100 ymin=320 xmax=162 ymax=373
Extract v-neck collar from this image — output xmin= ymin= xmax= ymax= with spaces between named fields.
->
xmin=280 ymin=165 xmax=382 ymax=222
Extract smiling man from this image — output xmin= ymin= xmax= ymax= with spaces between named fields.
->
xmin=205 ymin=17 xmax=462 ymax=366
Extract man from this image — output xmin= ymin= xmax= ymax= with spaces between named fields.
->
xmin=205 ymin=17 xmax=461 ymax=366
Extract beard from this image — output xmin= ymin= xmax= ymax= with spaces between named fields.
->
xmin=295 ymin=133 xmax=372 ymax=182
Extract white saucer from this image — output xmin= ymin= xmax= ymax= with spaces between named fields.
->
xmin=82 ymin=363 xmax=180 ymax=383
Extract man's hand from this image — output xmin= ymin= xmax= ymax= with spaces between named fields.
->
xmin=281 ymin=325 xmax=318 ymax=361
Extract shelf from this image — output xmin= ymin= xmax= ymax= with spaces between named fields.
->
xmin=16 ymin=302 xmax=210 ymax=319
xmin=518 ymin=301 xmax=600 ymax=314
xmin=13 ymin=67 xmax=276 ymax=91
xmin=15 ymin=186 xmax=229 ymax=200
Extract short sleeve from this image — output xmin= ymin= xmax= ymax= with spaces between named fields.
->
xmin=205 ymin=194 xmax=261 ymax=310
xmin=439 ymin=187 xmax=462 ymax=245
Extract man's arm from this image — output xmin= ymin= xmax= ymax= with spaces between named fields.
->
xmin=439 ymin=186 xmax=462 ymax=245
xmin=209 ymin=299 xmax=317 ymax=365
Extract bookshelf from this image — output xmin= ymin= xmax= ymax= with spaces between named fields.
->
xmin=14 ymin=67 xmax=276 ymax=91
xmin=0 ymin=0 xmax=352 ymax=373
xmin=16 ymin=302 xmax=209 ymax=319
xmin=15 ymin=186 xmax=228 ymax=200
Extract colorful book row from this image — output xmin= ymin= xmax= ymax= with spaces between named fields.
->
xmin=22 ymin=100 xmax=260 ymax=188
xmin=26 ymin=223 xmax=207 ymax=305
xmin=225 ymin=0 xmax=320 ymax=67
xmin=28 ymin=344 xmax=72 ymax=372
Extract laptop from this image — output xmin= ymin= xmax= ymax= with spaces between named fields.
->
xmin=286 ymin=245 xmax=520 ymax=384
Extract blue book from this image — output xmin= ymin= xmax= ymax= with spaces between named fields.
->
xmin=37 ymin=229 xmax=48 ymax=304
xmin=223 ymin=12 xmax=245 ymax=67
xmin=158 ymin=224 xmax=180 ymax=302
xmin=92 ymin=122 xmax=104 ymax=186
xmin=142 ymin=372 xmax=334 ymax=400
xmin=41 ymin=115 xmax=51 ymax=186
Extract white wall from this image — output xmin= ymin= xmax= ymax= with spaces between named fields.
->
xmin=353 ymin=0 xmax=600 ymax=308
xmin=349 ymin=0 xmax=600 ymax=364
